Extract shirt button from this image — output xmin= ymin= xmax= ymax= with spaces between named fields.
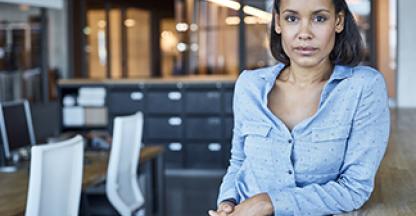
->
xmin=288 ymin=170 xmax=293 ymax=175
xmin=288 ymin=139 xmax=293 ymax=144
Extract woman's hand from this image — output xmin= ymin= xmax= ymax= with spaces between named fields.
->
xmin=229 ymin=193 xmax=274 ymax=216
xmin=208 ymin=201 xmax=235 ymax=216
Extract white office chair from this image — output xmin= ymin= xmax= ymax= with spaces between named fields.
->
xmin=25 ymin=135 xmax=84 ymax=216
xmin=106 ymin=112 xmax=145 ymax=216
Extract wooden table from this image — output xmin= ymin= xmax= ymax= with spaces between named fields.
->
xmin=0 ymin=146 xmax=164 ymax=216
xmin=339 ymin=109 xmax=416 ymax=216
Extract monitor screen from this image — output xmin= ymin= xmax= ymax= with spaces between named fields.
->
xmin=0 ymin=100 xmax=35 ymax=159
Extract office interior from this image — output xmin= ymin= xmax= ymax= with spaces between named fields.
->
xmin=0 ymin=0 xmax=415 ymax=215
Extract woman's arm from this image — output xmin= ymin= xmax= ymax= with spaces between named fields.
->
xmin=267 ymin=73 xmax=390 ymax=215
xmin=217 ymin=71 xmax=248 ymax=205
xmin=216 ymin=125 xmax=246 ymax=205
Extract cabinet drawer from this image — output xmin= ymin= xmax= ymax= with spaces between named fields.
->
xmin=224 ymin=91 xmax=233 ymax=114
xmin=146 ymin=91 xmax=182 ymax=114
xmin=225 ymin=117 xmax=233 ymax=139
xmin=144 ymin=117 xmax=183 ymax=139
xmin=185 ymin=142 xmax=225 ymax=169
xmin=223 ymin=143 xmax=231 ymax=165
xmin=185 ymin=91 xmax=221 ymax=114
xmin=186 ymin=117 xmax=222 ymax=139
xmin=108 ymin=91 xmax=144 ymax=114
xmin=164 ymin=142 xmax=185 ymax=168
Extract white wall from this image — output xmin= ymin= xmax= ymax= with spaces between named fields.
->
xmin=0 ymin=0 xmax=63 ymax=9
xmin=397 ymin=0 xmax=416 ymax=108
xmin=48 ymin=3 xmax=68 ymax=79
xmin=0 ymin=1 xmax=68 ymax=79
xmin=0 ymin=4 xmax=40 ymax=22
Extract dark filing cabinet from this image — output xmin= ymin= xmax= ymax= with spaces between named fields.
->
xmin=58 ymin=79 xmax=236 ymax=171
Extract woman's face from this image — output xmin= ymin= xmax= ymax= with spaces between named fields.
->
xmin=275 ymin=0 xmax=345 ymax=68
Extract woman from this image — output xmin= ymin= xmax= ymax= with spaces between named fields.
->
xmin=208 ymin=0 xmax=390 ymax=215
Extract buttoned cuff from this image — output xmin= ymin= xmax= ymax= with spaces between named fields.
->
xmin=267 ymin=191 xmax=295 ymax=216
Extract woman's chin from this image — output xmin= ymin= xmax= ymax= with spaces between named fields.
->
xmin=290 ymin=56 xmax=329 ymax=68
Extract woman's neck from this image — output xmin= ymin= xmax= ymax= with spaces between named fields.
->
xmin=280 ymin=62 xmax=333 ymax=88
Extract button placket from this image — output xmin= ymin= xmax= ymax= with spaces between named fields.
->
xmin=287 ymin=137 xmax=294 ymax=176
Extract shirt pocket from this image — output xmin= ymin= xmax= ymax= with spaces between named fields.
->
xmin=241 ymin=122 xmax=272 ymax=158
xmin=311 ymin=124 xmax=350 ymax=143
xmin=300 ymin=124 xmax=351 ymax=174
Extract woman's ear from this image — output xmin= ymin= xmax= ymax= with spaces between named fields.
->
xmin=335 ymin=11 xmax=345 ymax=33
xmin=274 ymin=13 xmax=282 ymax=34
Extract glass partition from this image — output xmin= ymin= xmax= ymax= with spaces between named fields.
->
xmin=84 ymin=2 xmax=152 ymax=79
xmin=0 ymin=3 xmax=44 ymax=102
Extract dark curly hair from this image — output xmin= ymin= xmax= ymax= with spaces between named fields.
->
xmin=270 ymin=0 xmax=364 ymax=66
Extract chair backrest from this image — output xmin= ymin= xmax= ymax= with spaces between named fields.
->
xmin=106 ymin=112 xmax=144 ymax=216
xmin=25 ymin=135 xmax=84 ymax=216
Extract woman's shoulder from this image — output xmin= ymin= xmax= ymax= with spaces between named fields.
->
xmin=336 ymin=64 xmax=386 ymax=87
xmin=348 ymin=65 xmax=385 ymax=81
xmin=236 ymin=64 xmax=283 ymax=86
xmin=338 ymin=65 xmax=387 ymax=95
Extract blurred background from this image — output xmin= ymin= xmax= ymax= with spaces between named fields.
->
xmin=0 ymin=0 xmax=405 ymax=104
xmin=0 ymin=0 xmax=415 ymax=216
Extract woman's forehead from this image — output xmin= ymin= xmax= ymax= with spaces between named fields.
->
xmin=279 ymin=0 xmax=335 ymax=12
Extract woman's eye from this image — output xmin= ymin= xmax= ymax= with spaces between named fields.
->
xmin=313 ymin=15 xmax=327 ymax=23
xmin=285 ymin=15 xmax=298 ymax=22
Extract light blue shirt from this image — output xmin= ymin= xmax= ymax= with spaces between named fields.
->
xmin=217 ymin=63 xmax=390 ymax=216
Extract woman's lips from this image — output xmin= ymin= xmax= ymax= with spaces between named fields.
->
xmin=294 ymin=47 xmax=318 ymax=55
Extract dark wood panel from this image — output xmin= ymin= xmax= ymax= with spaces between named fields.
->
xmin=86 ymin=0 xmax=174 ymax=14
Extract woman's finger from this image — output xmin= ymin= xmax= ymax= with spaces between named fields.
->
xmin=222 ymin=204 xmax=233 ymax=213
xmin=208 ymin=210 xmax=219 ymax=216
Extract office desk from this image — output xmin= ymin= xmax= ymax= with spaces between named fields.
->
xmin=0 ymin=146 xmax=164 ymax=216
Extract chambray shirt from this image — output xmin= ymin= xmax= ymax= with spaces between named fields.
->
xmin=217 ymin=63 xmax=390 ymax=216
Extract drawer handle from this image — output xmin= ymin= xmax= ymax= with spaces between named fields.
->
xmin=208 ymin=143 xmax=221 ymax=151
xmin=168 ymin=92 xmax=182 ymax=100
xmin=169 ymin=143 xmax=182 ymax=151
xmin=207 ymin=92 xmax=220 ymax=98
xmin=208 ymin=118 xmax=221 ymax=125
xmin=168 ymin=117 xmax=182 ymax=126
xmin=130 ymin=92 xmax=143 ymax=101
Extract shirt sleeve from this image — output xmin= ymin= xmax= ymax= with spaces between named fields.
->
xmin=217 ymin=71 xmax=248 ymax=206
xmin=268 ymin=73 xmax=391 ymax=215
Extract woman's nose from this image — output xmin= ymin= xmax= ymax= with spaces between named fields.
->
xmin=298 ymin=21 xmax=313 ymax=40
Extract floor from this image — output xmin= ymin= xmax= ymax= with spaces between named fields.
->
xmin=165 ymin=170 xmax=225 ymax=216
xmin=82 ymin=169 xmax=225 ymax=216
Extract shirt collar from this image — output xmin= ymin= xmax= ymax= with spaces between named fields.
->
xmin=330 ymin=65 xmax=353 ymax=81
xmin=259 ymin=63 xmax=285 ymax=80
xmin=260 ymin=63 xmax=352 ymax=81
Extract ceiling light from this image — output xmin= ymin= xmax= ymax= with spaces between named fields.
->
xmin=176 ymin=22 xmax=189 ymax=32
xmin=206 ymin=0 xmax=241 ymax=10
xmin=225 ymin=16 xmax=240 ymax=25
xmin=243 ymin=6 xmax=272 ymax=22
xmin=124 ymin=19 xmax=136 ymax=28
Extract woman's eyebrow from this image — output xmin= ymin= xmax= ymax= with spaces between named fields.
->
xmin=312 ymin=9 xmax=331 ymax=14
xmin=281 ymin=9 xmax=298 ymax=14
xmin=281 ymin=9 xmax=331 ymax=14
